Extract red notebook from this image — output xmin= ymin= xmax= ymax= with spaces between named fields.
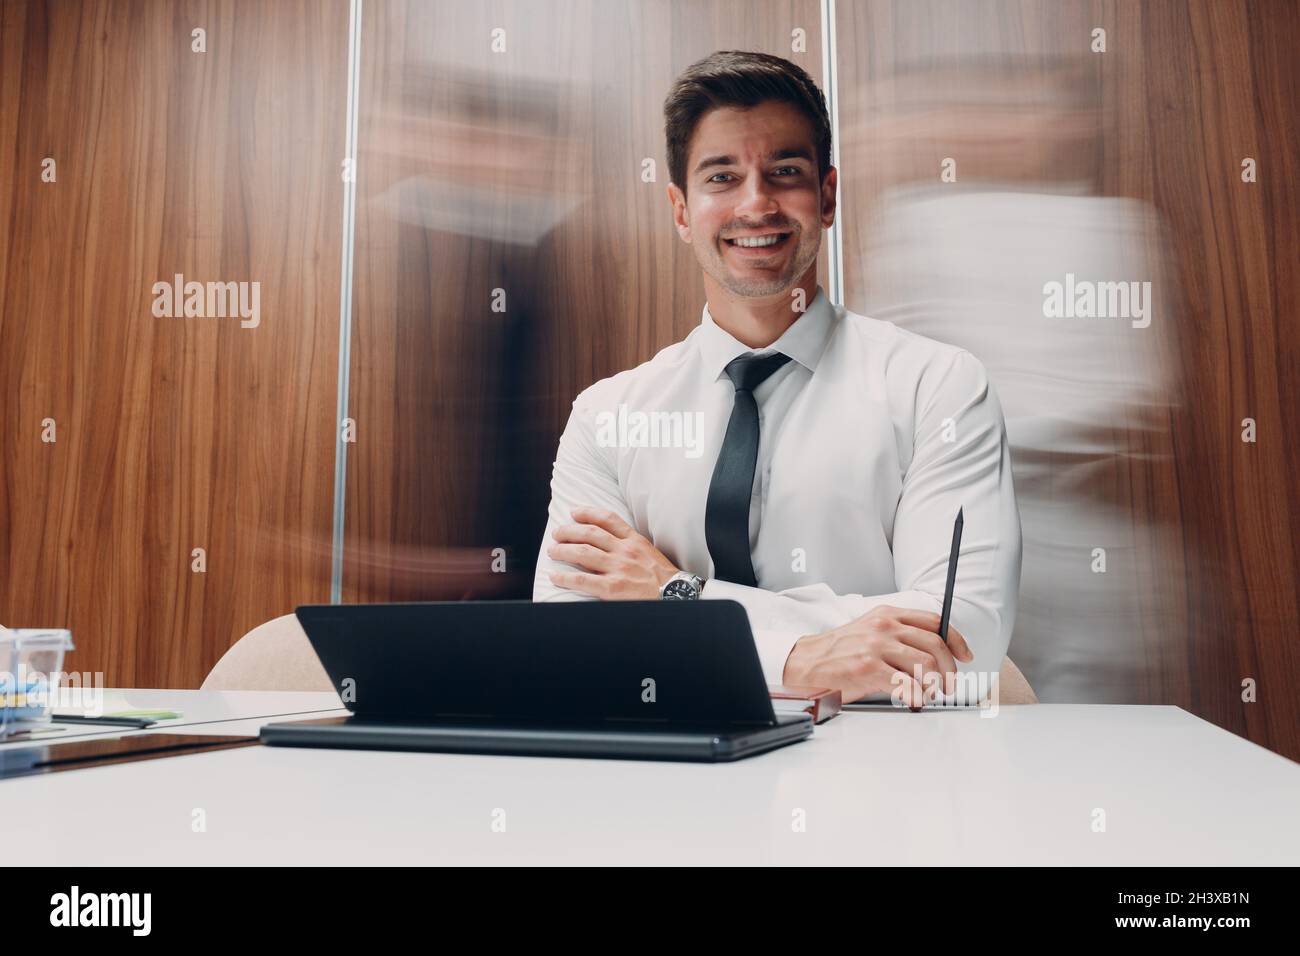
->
xmin=768 ymin=685 xmax=843 ymax=724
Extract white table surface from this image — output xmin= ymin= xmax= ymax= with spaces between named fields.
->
xmin=3 ymin=690 xmax=1297 ymax=865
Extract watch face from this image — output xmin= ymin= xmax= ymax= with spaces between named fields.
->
xmin=662 ymin=579 xmax=699 ymax=600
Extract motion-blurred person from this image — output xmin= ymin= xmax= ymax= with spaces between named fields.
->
xmin=851 ymin=57 xmax=1183 ymax=701
xmin=352 ymin=62 xmax=586 ymax=600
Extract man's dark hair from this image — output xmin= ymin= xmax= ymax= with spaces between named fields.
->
xmin=663 ymin=51 xmax=832 ymax=194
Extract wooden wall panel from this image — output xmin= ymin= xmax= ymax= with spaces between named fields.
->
xmin=344 ymin=0 xmax=827 ymax=602
xmin=835 ymin=0 xmax=1299 ymax=759
xmin=0 ymin=0 xmax=349 ymax=687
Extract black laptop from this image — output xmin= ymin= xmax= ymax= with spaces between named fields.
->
xmin=259 ymin=600 xmax=813 ymax=762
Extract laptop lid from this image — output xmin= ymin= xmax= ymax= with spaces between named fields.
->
xmin=294 ymin=600 xmax=779 ymax=729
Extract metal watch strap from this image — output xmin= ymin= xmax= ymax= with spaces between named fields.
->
xmin=660 ymin=571 xmax=703 ymax=600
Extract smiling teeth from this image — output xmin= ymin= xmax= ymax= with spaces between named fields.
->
xmin=732 ymin=234 xmax=783 ymax=247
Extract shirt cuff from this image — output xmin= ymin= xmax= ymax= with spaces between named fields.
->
xmin=749 ymin=628 xmax=803 ymax=685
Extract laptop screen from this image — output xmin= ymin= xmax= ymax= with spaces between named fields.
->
xmin=296 ymin=600 xmax=778 ymax=728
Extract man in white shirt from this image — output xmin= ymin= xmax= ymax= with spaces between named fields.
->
xmin=532 ymin=51 xmax=1022 ymax=707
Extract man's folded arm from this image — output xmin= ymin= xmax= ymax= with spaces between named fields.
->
xmin=704 ymin=349 xmax=1022 ymax=686
xmin=533 ymin=400 xmax=631 ymax=603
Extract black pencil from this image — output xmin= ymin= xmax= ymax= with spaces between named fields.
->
xmin=938 ymin=507 xmax=963 ymax=644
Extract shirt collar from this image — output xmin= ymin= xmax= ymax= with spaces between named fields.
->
xmin=697 ymin=286 xmax=836 ymax=382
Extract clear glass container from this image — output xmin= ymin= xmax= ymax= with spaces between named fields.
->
xmin=0 ymin=629 xmax=75 ymax=739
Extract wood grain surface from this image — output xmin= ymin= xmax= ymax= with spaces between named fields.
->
xmin=0 ymin=0 xmax=350 ymax=687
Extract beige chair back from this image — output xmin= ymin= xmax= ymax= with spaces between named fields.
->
xmin=997 ymin=656 xmax=1038 ymax=704
xmin=201 ymin=613 xmax=333 ymax=692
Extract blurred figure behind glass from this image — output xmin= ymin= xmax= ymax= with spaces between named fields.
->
xmin=853 ymin=56 xmax=1184 ymax=702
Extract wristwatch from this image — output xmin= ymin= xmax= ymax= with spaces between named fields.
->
xmin=660 ymin=571 xmax=704 ymax=601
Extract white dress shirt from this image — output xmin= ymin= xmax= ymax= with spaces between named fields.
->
xmin=533 ymin=286 xmax=1022 ymax=689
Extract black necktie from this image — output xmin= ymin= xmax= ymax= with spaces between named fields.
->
xmin=705 ymin=352 xmax=792 ymax=586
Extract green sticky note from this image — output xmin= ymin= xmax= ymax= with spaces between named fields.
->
xmin=105 ymin=709 xmax=182 ymax=720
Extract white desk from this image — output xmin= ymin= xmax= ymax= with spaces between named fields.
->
xmin=3 ymin=690 xmax=1298 ymax=865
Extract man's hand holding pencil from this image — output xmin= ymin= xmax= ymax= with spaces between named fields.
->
xmin=782 ymin=508 xmax=971 ymax=710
